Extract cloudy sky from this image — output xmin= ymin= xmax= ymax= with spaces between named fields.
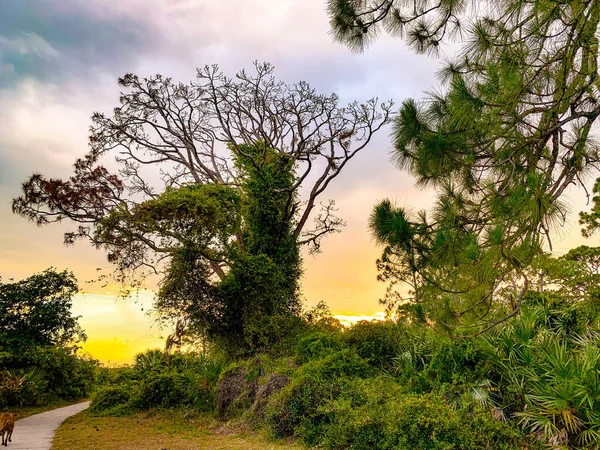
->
xmin=0 ymin=0 xmax=594 ymax=363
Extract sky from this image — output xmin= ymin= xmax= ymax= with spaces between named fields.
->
xmin=0 ymin=0 xmax=596 ymax=364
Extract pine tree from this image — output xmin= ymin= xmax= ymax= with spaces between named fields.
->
xmin=330 ymin=1 xmax=600 ymax=332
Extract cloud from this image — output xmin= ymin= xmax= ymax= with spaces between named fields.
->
xmin=0 ymin=31 xmax=59 ymax=57
xmin=0 ymin=0 xmax=160 ymax=86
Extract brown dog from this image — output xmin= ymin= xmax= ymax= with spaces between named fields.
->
xmin=0 ymin=413 xmax=14 ymax=447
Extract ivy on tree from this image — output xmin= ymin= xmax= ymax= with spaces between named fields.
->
xmin=329 ymin=0 xmax=600 ymax=333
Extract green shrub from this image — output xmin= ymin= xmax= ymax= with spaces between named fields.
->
xmin=243 ymin=314 xmax=309 ymax=356
xmin=133 ymin=349 xmax=166 ymax=374
xmin=266 ymin=373 xmax=351 ymax=443
xmin=322 ymin=378 xmax=540 ymax=450
xmin=343 ymin=321 xmax=400 ymax=369
xmin=94 ymin=350 xmax=227 ymax=415
xmin=0 ymin=346 xmax=98 ymax=407
xmin=90 ymin=386 xmax=132 ymax=415
xmin=131 ymin=372 xmax=188 ymax=409
xmin=265 ymin=349 xmax=371 ymax=444
xmin=32 ymin=347 xmax=98 ymax=399
xmin=96 ymin=366 xmax=139 ymax=388
xmin=481 ymin=304 xmax=600 ymax=448
xmin=302 ymin=348 xmax=371 ymax=379
xmin=294 ymin=332 xmax=343 ymax=364
xmin=0 ymin=369 xmax=45 ymax=407
xmin=425 ymin=338 xmax=487 ymax=385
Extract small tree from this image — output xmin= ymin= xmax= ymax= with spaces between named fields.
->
xmin=0 ymin=268 xmax=85 ymax=353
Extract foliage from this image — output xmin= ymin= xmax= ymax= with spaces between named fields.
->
xmin=90 ymin=386 xmax=132 ymax=416
xmin=482 ymin=297 xmax=600 ymax=448
xmin=29 ymin=346 xmax=98 ymax=400
xmin=580 ymin=178 xmax=600 ymax=237
xmin=241 ymin=314 xmax=308 ymax=356
xmin=0 ymin=268 xmax=85 ymax=352
xmin=139 ymin=145 xmax=306 ymax=354
xmin=323 ymin=380 xmax=538 ymax=450
xmin=91 ymin=350 xmax=225 ymax=415
xmin=301 ymin=301 xmax=344 ymax=333
xmin=265 ymin=344 xmax=538 ymax=449
xmin=342 ymin=320 xmax=401 ymax=369
xmin=87 ymin=297 xmax=600 ymax=449
xmin=331 ymin=0 xmax=600 ymax=332
xmin=0 ymin=269 xmax=98 ymax=408
xmin=131 ymin=372 xmax=190 ymax=409
xmin=294 ymin=332 xmax=343 ymax=364
xmin=265 ymin=349 xmax=372 ymax=444
xmin=0 ymin=369 xmax=44 ymax=408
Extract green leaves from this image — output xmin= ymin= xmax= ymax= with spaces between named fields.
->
xmin=580 ymin=178 xmax=600 ymax=238
xmin=483 ymin=298 xmax=600 ymax=448
xmin=369 ymin=200 xmax=414 ymax=246
xmin=0 ymin=269 xmax=84 ymax=352
xmin=328 ymin=0 xmax=468 ymax=54
xmin=152 ymin=143 xmax=303 ymax=355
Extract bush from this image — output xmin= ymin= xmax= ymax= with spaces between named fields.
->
xmin=243 ymin=314 xmax=309 ymax=356
xmin=90 ymin=386 xmax=131 ymax=415
xmin=96 ymin=366 xmax=139 ymax=389
xmin=480 ymin=304 xmax=600 ymax=448
xmin=93 ymin=350 xmax=227 ymax=415
xmin=343 ymin=321 xmax=400 ymax=369
xmin=133 ymin=349 xmax=166 ymax=375
xmin=294 ymin=332 xmax=343 ymax=364
xmin=425 ymin=338 xmax=487 ymax=386
xmin=0 ymin=346 xmax=98 ymax=407
xmin=131 ymin=372 xmax=188 ymax=409
xmin=0 ymin=369 xmax=45 ymax=407
xmin=32 ymin=347 xmax=98 ymax=399
xmin=322 ymin=378 xmax=540 ymax=450
xmin=265 ymin=349 xmax=371 ymax=444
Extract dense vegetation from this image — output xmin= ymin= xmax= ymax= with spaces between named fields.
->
xmin=0 ymin=269 xmax=98 ymax=409
xmin=89 ymin=259 xmax=600 ymax=449
xmin=330 ymin=0 xmax=600 ymax=335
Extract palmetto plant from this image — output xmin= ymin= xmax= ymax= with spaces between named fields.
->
xmin=0 ymin=369 xmax=45 ymax=407
xmin=486 ymin=304 xmax=600 ymax=449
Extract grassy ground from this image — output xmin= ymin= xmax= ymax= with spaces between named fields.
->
xmin=9 ymin=399 xmax=87 ymax=420
xmin=52 ymin=409 xmax=304 ymax=450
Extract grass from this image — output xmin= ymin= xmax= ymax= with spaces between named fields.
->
xmin=52 ymin=409 xmax=304 ymax=450
xmin=8 ymin=398 xmax=87 ymax=420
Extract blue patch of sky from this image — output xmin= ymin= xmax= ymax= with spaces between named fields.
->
xmin=0 ymin=0 xmax=155 ymax=87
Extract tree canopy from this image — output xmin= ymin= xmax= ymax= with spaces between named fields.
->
xmin=13 ymin=62 xmax=391 ymax=276
xmin=0 ymin=268 xmax=85 ymax=353
xmin=329 ymin=0 xmax=600 ymax=332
